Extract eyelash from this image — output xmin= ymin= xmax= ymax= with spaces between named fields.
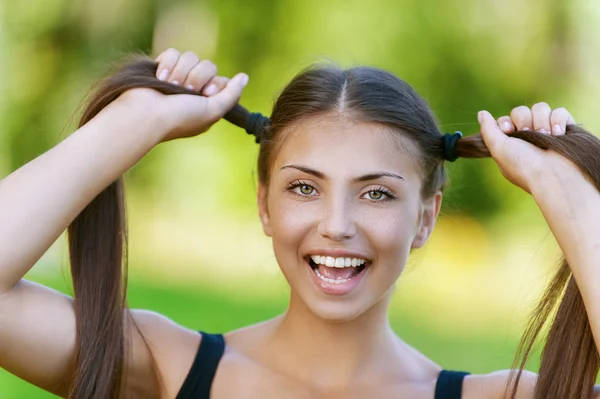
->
xmin=287 ymin=180 xmax=318 ymax=197
xmin=286 ymin=181 xmax=397 ymax=202
xmin=364 ymin=186 xmax=396 ymax=202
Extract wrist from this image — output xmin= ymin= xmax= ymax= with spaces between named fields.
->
xmin=114 ymin=89 xmax=173 ymax=145
xmin=530 ymin=168 xmax=599 ymax=216
xmin=529 ymin=157 xmax=592 ymax=200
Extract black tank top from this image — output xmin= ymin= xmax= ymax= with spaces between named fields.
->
xmin=176 ymin=332 xmax=470 ymax=399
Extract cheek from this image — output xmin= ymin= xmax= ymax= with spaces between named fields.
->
xmin=268 ymin=197 xmax=316 ymax=254
xmin=359 ymin=203 xmax=419 ymax=257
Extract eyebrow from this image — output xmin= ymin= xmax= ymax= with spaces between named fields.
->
xmin=280 ymin=164 xmax=404 ymax=182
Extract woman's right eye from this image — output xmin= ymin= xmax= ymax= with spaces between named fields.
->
xmin=297 ymin=185 xmax=315 ymax=195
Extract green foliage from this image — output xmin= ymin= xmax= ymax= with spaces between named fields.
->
xmin=1 ymin=0 xmax=591 ymax=219
xmin=1 ymin=0 xmax=598 ymax=396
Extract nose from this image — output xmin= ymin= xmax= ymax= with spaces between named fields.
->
xmin=317 ymin=195 xmax=357 ymax=242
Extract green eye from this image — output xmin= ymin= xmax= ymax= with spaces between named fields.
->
xmin=287 ymin=181 xmax=318 ymax=197
xmin=367 ymin=191 xmax=384 ymax=200
xmin=299 ymin=185 xmax=314 ymax=195
xmin=363 ymin=189 xmax=395 ymax=201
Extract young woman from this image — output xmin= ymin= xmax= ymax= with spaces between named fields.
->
xmin=0 ymin=47 xmax=599 ymax=399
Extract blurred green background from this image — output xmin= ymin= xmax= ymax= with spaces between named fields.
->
xmin=2 ymin=0 xmax=600 ymax=397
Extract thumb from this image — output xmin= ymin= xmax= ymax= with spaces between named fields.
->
xmin=478 ymin=110 xmax=507 ymax=156
xmin=206 ymin=73 xmax=249 ymax=120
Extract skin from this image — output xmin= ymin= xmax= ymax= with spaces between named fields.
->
xmin=0 ymin=48 xmax=598 ymax=398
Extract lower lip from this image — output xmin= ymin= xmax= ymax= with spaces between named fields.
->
xmin=305 ymin=260 xmax=369 ymax=295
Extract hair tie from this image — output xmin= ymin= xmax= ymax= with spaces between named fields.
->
xmin=246 ymin=112 xmax=270 ymax=144
xmin=443 ymin=131 xmax=462 ymax=162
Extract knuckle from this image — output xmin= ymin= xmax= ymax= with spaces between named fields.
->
xmin=164 ymin=48 xmax=180 ymax=58
xmin=551 ymin=108 xmax=572 ymax=126
xmin=531 ymin=102 xmax=550 ymax=112
xmin=552 ymin=107 xmax=568 ymax=116
xmin=510 ymin=106 xmax=531 ymax=123
xmin=199 ymin=59 xmax=217 ymax=74
xmin=511 ymin=105 xmax=529 ymax=115
xmin=181 ymin=51 xmax=199 ymax=63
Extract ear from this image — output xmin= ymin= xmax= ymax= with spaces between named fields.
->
xmin=257 ymin=183 xmax=272 ymax=237
xmin=411 ymin=191 xmax=443 ymax=249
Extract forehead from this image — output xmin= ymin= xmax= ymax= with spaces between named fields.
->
xmin=271 ymin=114 xmax=422 ymax=182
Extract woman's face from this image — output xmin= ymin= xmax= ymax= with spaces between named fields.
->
xmin=258 ymin=114 xmax=442 ymax=321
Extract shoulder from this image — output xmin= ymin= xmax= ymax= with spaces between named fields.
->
xmin=463 ymin=369 xmax=600 ymax=399
xmin=125 ymin=309 xmax=202 ymax=399
xmin=462 ymin=370 xmax=536 ymax=399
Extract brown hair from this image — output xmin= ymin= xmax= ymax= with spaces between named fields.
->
xmin=70 ymin=55 xmax=599 ymax=398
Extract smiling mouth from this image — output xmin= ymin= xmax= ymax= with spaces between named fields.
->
xmin=307 ymin=255 xmax=369 ymax=285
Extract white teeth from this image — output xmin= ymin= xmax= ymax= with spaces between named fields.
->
xmin=309 ymin=255 xmax=368 ymax=268
xmin=314 ymin=268 xmax=352 ymax=284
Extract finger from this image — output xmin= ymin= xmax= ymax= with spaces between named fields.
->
xmin=168 ymin=51 xmax=201 ymax=87
xmin=200 ymin=76 xmax=229 ymax=96
xmin=181 ymin=60 xmax=218 ymax=92
xmin=510 ymin=106 xmax=533 ymax=131
xmin=531 ymin=102 xmax=552 ymax=134
xmin=478 ymin=110 xmax=507 ymax=156
xmin=550 ymin=107 xmax=576 ymax=135
xmin=550 ymin=107 xmax=570 ymax=135
xmin=205 ymin=73 xmax=249 ymax=120
xmin=154 ymin=48 xmax=180 ymax=82
xmin=496 ymin=116 xmax=515 ymax=133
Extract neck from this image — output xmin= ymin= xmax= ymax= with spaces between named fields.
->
xmin=265 ymin=290 xmax=403 ymax=388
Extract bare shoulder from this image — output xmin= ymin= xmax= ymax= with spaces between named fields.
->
xmin=462 ymin=370 xmax=536 ymax=399
xmin=464 ymin=370 xmax=600 ymax=399
xmin=126 ymin=309 xmax=201 ymax=399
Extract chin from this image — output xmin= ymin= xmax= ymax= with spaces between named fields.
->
xmin=304 ymin=298 xmax=371 ymax=323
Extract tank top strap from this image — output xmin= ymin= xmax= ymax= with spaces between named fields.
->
xmin=434 ymin=369 xmax=470 ymax=399
xmin=176 ymin=331 xmax=225 ymax=399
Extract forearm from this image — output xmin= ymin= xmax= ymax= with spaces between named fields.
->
xmin=0 ymin=96 xmax=168 ymax=292
xmin=531 ymin=171 xmax=600 ymax=344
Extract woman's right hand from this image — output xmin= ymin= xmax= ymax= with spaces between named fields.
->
xmin=123 ymin=48 xmax=249 ymax=142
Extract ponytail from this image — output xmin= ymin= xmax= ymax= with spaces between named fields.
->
xmin=456 ymin=127 xmax=600 ymax=399
xmin=67 ymin=54 xmax=257 ymax=398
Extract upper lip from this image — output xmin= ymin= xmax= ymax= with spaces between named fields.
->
xmin=304 ymin=249 xmax=372 ymax=262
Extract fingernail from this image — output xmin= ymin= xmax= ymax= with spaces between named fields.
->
xmin=240 ymin=73 xmax=249 ymax=88
xmin=204 ymin=84 xmax=217 ymax=95
xmin=171 ymin=80 xmax=180 ymax=86
xmin=477 ymin=111 xmax=483 ymax=124
xmin=158 ymin=69 xmax=169 ymax=81
xmin=539 ymin=128 xmax=549 ymax=134
xmin=522 ymin=127 xmax=530 ymax=131
xmin=553 ymin=124 xmax=562 ymax=134
xmin=185 ymin=84 xmax=194 ymax=91
xmin=502 ymin=122 xmax=511 ymax=131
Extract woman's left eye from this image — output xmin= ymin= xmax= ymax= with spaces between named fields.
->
xmin=362 ymin=189 xmax=394 ymax=201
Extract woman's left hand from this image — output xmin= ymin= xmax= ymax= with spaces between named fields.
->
xmin=478 ymin=102 xmax=579 ymax=194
